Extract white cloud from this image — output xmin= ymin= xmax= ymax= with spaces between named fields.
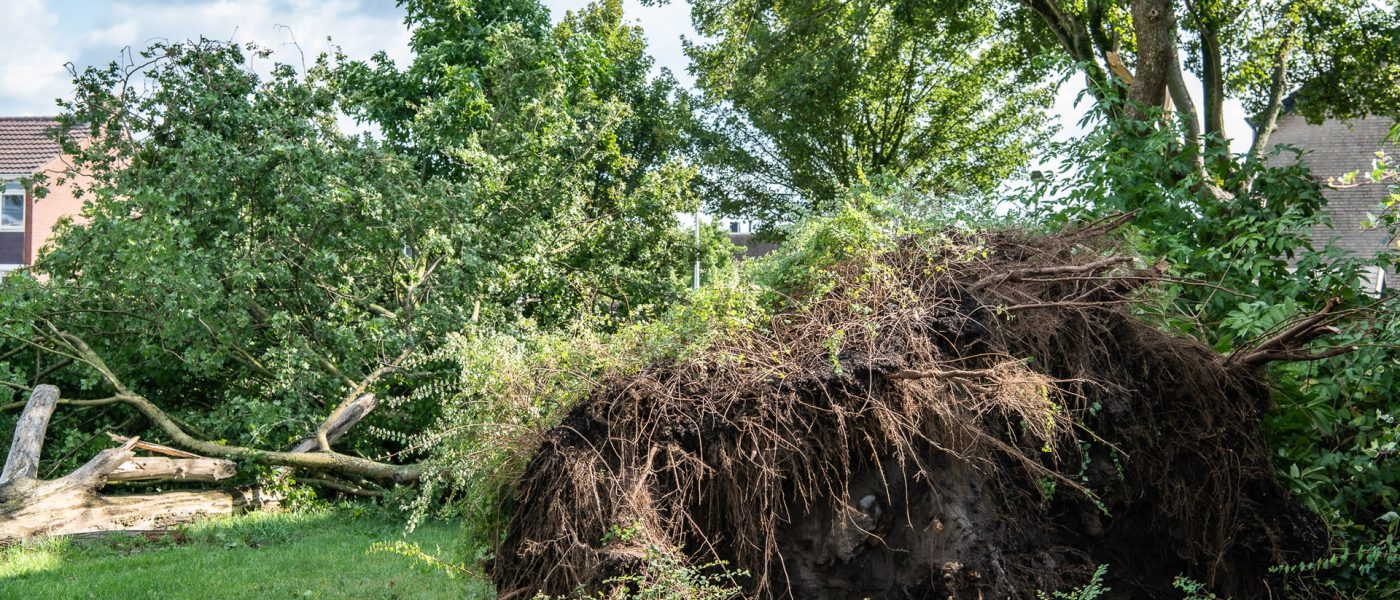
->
xmin=0 ymin=0 xmax=413 ymax=116
xmin=78 ymin=0 xmax=412 ymax=72
xmin=0 ymin=0 xmax=75 ymax=115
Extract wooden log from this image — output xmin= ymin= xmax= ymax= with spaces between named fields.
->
xmin=60 ymin=436 xmax=140 ymax=490
xmin=0 ymin=486 xmax=277 ymax=541
xmin=107 ymin=457 xmax=236 ymax=483
xmin=1 ymin=385 xmax=60 ymax=486
xmin=0 ymin=385 xmax=384 ymax=543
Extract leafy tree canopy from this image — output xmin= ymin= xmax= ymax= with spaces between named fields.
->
xmin=1 ymin=0 xmax=727 ymax=460
xmin=1012 ymin=0 xmax=1400 ymax=164
xmin=685 ymin=0 xmax=1057 ymax=231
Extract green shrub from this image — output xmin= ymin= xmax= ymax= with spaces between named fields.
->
xmin=1037 ymin=565 xmax=1110 ymax=600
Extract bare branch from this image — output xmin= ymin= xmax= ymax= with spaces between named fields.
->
xmin=1 ymin=396 xmax=122 ymax=412
xmin=296 ymin=476 xmax=384 ymax=497
xmin=970 ymin=257 xmax=1134 ymax=292
xmin=1063 ymin=210 xmax=1139 ymax=242
xmin=1222 ymin=297 xmax=1347 ymax=368
xmin=107 ymin=433 xmax=204 ymax=459
xmin=297 ymin=393 xmax=378 ymax=454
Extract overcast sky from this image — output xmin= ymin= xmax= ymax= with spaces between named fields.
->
xmin=1 ymin=0 xmax=1252 ymax=153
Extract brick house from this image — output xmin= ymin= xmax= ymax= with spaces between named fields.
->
xmin=0 ymin=117 xmax=87 ymax=272
xmin=1268 ymin=113 xmax=1399 ymax=292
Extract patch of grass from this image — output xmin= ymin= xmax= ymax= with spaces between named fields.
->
xmin=0 ymin=509 xmax=490 ymax=599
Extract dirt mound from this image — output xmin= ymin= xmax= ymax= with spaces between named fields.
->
xmin=490 ymin=226 xmax=1327 ymax=599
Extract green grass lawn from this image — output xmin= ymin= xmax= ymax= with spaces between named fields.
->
xmin=0 ymin=509 xmax=491 ymax=599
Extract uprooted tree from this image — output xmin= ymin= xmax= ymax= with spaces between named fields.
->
xmin=489 ymin=221 xmax=1377 ymax=599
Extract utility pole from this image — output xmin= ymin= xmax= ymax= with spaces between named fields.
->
xmin=693 ymin=205 xmax=702 ymax=290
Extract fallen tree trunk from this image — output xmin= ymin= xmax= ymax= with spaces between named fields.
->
xmin=44 ymin=332 xmax=422 ymax=484
xmin=0 ymin=386 xmax=269 ymax=543
xmin=0 ymin=383 xmax=400 ymax=542
xmin=107 ymin=457 xmax=236 ymax=483
xmin=2 ymin=486 xmax=276 ymax=540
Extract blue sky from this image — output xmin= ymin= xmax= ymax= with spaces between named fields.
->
xmin=0 ymin=0 xmax=696 ymax=116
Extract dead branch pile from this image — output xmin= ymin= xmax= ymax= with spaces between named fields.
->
xmin=491 ymin=227 xmax=1328 ymax=599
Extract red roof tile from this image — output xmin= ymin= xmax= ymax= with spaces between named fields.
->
xmin=0 ymin=117 xmax=64 ymax=175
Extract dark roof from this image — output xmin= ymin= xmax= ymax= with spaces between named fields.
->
xmin=0 ymin=117 xmax=64 ymax=174
xmin=1268 ymin=114 xmax=1398 ymax=282
xmin=728 ymin=233 xmax=779 ymax=258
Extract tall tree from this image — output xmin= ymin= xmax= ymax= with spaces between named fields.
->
xmin=1015 ymin=0 xmax=1400 ymax=164
xmin=686 ymin=0 xmax=1057 ymax=230
xmin=333 ymin=0 xmax=718 ymax=324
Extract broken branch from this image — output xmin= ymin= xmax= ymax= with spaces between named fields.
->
xmin=1 ymin=385 xmax=60 ymax=486
xmin=1223 ymin=298 xmax=1347 ymax=368
xmin=970 ymin=257 xmax=1134 ymax=292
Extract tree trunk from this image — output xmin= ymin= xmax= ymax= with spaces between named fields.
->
xmin=0 ymin=387 xmax=266 ymax=543
xmin=1127 ymin=0 xmax=1176 ymax=118
xmin=107 ymin=457 xmax=236 ymax=483
xmin=1 ymin=483 xmax=275 ymax=541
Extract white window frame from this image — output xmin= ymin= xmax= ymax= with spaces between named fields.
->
xmin=0 ymin=181 xmax=23 ymax=232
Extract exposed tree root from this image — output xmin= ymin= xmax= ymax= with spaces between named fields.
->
xmin=492 ymin=229 xmax=1333 ymax=599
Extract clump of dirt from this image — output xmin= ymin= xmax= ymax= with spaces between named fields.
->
xmin=490 ymin=225 xmax=1327 ymax=599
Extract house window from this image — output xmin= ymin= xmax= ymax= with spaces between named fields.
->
xmin=0 ymin=184 xmax=23 ymax=231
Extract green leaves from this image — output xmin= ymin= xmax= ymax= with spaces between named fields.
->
xmin=5 ymin=2 xmax=725 ymax=467
xmin=687 ymin=0 xmax=1055 ymax=231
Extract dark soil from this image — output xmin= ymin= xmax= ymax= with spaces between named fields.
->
xmin=490 ymin=228 xmax=1328 ymax=599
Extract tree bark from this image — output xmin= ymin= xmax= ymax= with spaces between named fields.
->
xmin=1248 ymin=40 xmax=1293 ymax=162
xmin=1 ymin=486 xmax=274 ymax=541
xmin=107 ymin=457 xmax=236 ymax=483
xmin=1200 ymin=28 xmax=1226 ymax=140
xmin=0 ymin=386 xmax=269 ymax=543
xmin=1127 ymin=0 xmax=1176 ymax=118
xmin=106 ymin=433 xmax=204 ymax=459
xmin=1 ymin=385 xmax=60 ymax=486
xmin=1165 ymin=32 xmax=1203 ymax=170
xmin=310 ymin=393 xmax=378 ymax=453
